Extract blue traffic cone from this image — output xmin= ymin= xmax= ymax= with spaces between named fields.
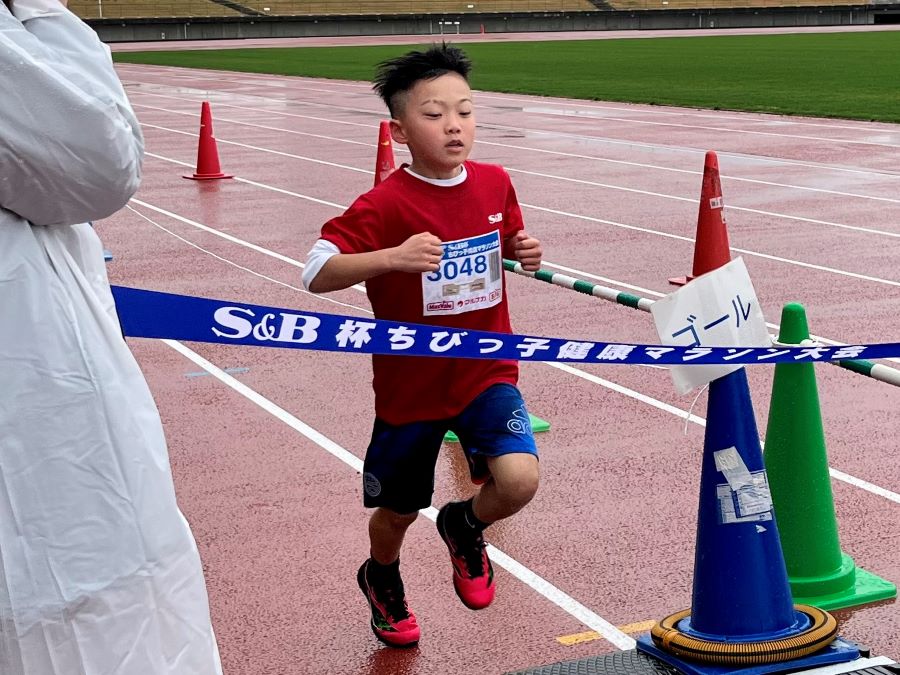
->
xmin=636 ymin=369 xmax=859 ymax=674
xmin=690 ymin=369 xmax=795 ymax=635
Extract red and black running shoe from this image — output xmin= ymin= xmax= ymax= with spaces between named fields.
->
xmin=436 ymin=503 xmax=495 ymax=610
xmin=357 ymin=560 xmax=420 ymax=647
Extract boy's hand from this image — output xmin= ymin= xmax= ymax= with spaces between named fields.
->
xmin=389 ymin=232 xmax=444 ymax=273
xmin=512 ymin=231 xmax=542 ymax=272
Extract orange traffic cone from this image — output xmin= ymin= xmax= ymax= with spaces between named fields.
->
xmin=374 ymin=121 xmax=396 ymax=186
xmin=668 ymin=150 xmax=730 ymax=285
xmin=184 ymin=101 xmax=233 ymax=180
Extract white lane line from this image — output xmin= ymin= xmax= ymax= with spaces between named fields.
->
xmin=138 ymin=109 xmax=375 ymax=149
xmin=505 ymin=168 xmax=900 ymax=238
xmin=139 ymin=148 xmax=900 ymax=349
xmin=515 ymin=110 xmax=900 ymax=150
xmin=475 ymin=91 xmax=900 ymax=134
xmin=124 ymin=204 xmax=369 ymax=314
xmin=163 ymin=338 xmax=636 ymax=650
xmin=139 ymin=76 xmax=900 ymax=150
xmin=236 ymin=74 xmax=899 ymax=137
xmin=521 ymin=202 xmax=900 ymax=288
xmin=141 ymin=123 xmax=372 ymax=173
xmin=127 ymin=194 xmax=900 ymax=505
xmin=130 ymin=69 xmax=892 ymax=145
xmin=140 ymin=149 xmax=900 ymax=353
xmin=538 ymin=261 xmax=895 ymax=352
xmin=133 ymin=98 xmax=900 ymax=211
xmin=478 ymin=120 xmax=900 ymax=184
xmin=123 ymin=66 xmax=900 ymax=149
xmin=546 ymin=363 xmax=900 ymax=506
xmin=130 ymin=194 xmax=366 ymax=294
xmin=273 ymin=82 xmax=900 ymax=149
xmin=139 ymin=127 xmax=900 ymax=288
xmin=130 ymin=91 xmax=900 ymax=186
xmin=548 ymin=362 xmax=707 ymax=427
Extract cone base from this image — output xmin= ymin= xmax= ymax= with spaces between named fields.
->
xmin=789 ymin=552 xmax=858 ymax=599
xmin=679 ymin=608 xmax=812 ymax=643
xmin=792 ymin=564 xmax=897 ymax=611
xmin=635 ymin=634 xmax=860 ymax=675
xmin=444 ymin=413 xmax=549 ymax=443
xmin=183 ymin=173 xmax=234 ymax=180
xmin=668 ymin=275 xmax=692 ymax=286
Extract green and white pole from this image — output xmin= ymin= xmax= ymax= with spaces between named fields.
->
xmin=837 ymin=358 xmax=900 ymax=386
xmin=503 ymin=260 xmax=900 ymax=390
xmin=504 ymin=260 xmax=654 ymax=312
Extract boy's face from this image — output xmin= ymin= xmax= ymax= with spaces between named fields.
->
xmin=391 ymin=72 xmax=474 ymax=180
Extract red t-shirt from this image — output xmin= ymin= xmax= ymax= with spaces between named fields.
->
xmin=320 ymin=161 xmax=524 ymax=424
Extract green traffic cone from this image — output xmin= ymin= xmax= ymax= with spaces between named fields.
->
xmin=764 ymin=303 xmax=896 ymax=610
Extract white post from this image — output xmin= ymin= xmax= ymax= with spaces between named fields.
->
xmin=97 ymin=0 xmax=102 ymax=18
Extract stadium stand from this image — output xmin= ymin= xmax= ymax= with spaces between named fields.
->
xmin=69 ymin=0 xmax=600 ymax=19
xmin=608 ymin=0 xmax=858 ymax=8
xmin=68 ymin=0 xmax=870 ymax=21
xmin=69 ymin=1 xmax=242 ymax=18
xmin=238 ymin=1 xmax=600 ymax=13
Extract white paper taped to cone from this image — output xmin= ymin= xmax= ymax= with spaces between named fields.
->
xmin=651 ymin=257 xmax=772 ymax=394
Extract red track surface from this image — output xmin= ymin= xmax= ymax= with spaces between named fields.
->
xmin=102 ymin=31 xmax=900 ymax=674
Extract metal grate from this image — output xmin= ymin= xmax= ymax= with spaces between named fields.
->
xmin=504 ymin=649 xmax=682 ymax=675
xmin=504 ymin=651 xmax=900 ymax=675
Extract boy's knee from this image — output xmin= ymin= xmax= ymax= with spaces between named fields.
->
xmin=493 ymin=456 xmax=539 ymax=506
xmin=511 ymin=468 xmax=540 ymax=505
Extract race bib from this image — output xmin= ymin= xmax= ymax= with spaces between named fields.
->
xmin=422 ymin=230 xmax=503 ymax=316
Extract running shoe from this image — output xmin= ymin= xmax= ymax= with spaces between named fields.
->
xmin=357 ymin=560 xmax=420 ymax=647
xmin=436 ymin=503 xmax=495 ymax=610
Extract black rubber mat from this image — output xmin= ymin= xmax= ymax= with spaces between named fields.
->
xmin=504 ymin=650 xmax=900 ymax=675
xmin=504 ymin=649 xmax=682 ymax=675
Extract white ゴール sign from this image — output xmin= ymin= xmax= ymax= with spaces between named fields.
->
xmin=651 ymin=257 xmax=771 ymax=394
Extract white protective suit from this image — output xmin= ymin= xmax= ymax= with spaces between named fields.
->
xmin=0 ymin=2 xmax=224 ymax=673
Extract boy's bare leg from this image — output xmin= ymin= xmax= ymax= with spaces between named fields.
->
xmin=359 ymin=508 xmax=420 ymax=647
xmin=369 ymin=507 xmax=418 ymax=564
xmin=435 ymin=453 xmax=537 ymax=610
xmin=472 ymin=453 xmax=540 ymax=524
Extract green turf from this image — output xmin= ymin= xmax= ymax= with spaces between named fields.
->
xmin=114 ymin=31 xmax=900 ymax=122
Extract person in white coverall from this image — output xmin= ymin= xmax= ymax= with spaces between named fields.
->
xmin=0 ymin=1 xmax=223 ymax=673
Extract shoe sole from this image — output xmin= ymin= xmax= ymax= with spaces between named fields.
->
xmin=357 ymin=564 xmax=420 ymax=648
xmin=369 ymin=623 xmax=419 ymax=648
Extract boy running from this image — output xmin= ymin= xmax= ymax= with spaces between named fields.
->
xmin=303 ymin=43 xmax=542 ymax=648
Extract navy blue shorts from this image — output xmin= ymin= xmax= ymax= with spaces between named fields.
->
xmin=362 ymin=383 xmax=539 ymax=514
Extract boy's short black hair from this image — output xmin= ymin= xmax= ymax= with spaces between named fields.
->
xmin=373 ymin=43 xmax=472 ymax=118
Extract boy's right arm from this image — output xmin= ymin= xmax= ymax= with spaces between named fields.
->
xmin=306 ymin=232 xmax=444 ymax=293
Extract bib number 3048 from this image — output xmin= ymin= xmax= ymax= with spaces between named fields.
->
xmin=422 ymin=229 xmax=503 ymax=316
xmin=425 ymin=254 xmax=489 ymax=282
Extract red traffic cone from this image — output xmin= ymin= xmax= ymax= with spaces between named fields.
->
xmin=668 ymin=150 xmax=730 ymax=285
xmin=184 ymin=101 xmax=233 ymax=180
xmin=374 ymin=121 xmax=396 ymax=186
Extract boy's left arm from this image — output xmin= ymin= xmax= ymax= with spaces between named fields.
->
xmin=505 ymin=230 xmax=542 ymax=272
